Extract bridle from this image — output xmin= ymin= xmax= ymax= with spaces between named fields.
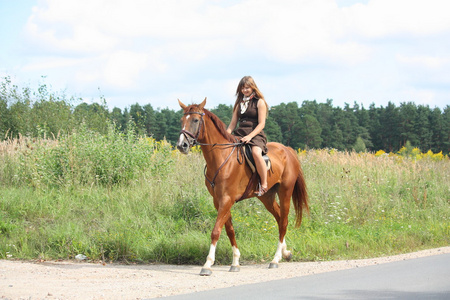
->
xmin=179 ymin=110 xmax=244 ymax=189
xmin=179 ymin=111 xmax=206 ymax=147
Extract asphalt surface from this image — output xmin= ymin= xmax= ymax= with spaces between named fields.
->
xmin=163 ymin=253 xmax=450 ymax=299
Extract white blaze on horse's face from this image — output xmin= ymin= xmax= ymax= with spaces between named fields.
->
xmin=177 ymin=133 xmax=188 ymax=152
xmin=178 ymin=109 xmax=205 ymax=155
xmin=182 ymin=115 xmax=190 ymax=131
xmin=177 ymin=114 xmax=189 ymax=154
xmin=177 ymin=111 xmax=202 ymax=154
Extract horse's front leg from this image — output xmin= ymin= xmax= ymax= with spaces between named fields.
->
xmin=225 ymin=217 xmax=240 ymax=272
xmin=200 ymin=198 xmax=234 ymax=276
xmin=200 ymin=244 xmax=216 ymax=276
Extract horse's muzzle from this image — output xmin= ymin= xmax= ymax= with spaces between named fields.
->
xmin=177 ymin=142 xmax=190 ymax=154
xmin=177 ymin=134 xmax=190 ymax=154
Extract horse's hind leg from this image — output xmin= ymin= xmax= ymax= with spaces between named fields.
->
xmin=269 ymin=239 xmax=292 ymax=269
xmin=261 ymin=188 xmax=293 ymax=268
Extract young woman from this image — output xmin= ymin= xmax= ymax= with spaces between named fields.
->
xmin=227 ymin=76 xmax=269 ymax=196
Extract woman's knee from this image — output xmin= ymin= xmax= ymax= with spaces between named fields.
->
xmin=252 ymin=146 xmax=262 ymax=156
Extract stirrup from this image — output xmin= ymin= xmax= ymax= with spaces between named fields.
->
xmin=255 ymin=183 xmax=268 ymax=196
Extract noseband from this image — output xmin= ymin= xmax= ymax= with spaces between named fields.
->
xmin=180 ymin=111 xmax=205 ymax=146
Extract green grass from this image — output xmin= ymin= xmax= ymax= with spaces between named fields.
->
xmin=0 ymin=134 xmax=449 ymax=265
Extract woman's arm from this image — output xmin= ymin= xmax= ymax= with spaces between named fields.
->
xmin=227 ymin=107 xmax=239 ymax=134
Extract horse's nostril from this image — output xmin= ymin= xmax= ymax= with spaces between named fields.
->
xmin=177 ymin=142 xmax=190 ymax=153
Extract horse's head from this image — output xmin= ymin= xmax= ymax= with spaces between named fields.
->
xmin=177 ymin=98 xmax=207 ymax=154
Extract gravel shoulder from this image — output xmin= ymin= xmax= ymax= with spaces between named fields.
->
xmin=1 ymin=246 xmax=449 ymax=299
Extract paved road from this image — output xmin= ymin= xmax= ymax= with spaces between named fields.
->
xmin=164 ymin=253 xmax=450 ymax=299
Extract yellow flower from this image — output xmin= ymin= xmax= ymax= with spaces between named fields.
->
xmin=297 ymin=148 xmax=307 ymax=156
xmin=375 ymin=150 xmax=386 ymax=157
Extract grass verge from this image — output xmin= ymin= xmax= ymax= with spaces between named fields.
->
xmin=1 ymin=139 xmax=449 ymax=264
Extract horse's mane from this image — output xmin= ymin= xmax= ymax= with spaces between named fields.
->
xmin=185 ymin=104 xmax=236 ymax=143
xmin=203 ymin=109 xmax=237 ymax=143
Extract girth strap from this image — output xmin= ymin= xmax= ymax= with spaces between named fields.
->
xmin=236 ymin=172 xmax=258 ymax=202
xmin=203 ymin=143 xmax=261 ymax=202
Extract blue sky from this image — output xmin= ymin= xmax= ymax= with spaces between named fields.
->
xmin=1 ymin=0 xmax=449 ymax=111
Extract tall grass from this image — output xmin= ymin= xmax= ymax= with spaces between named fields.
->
xmin=1 ymin=122 xmax=174 ymax=188
xmin=292 ymin=149 xmax=449 ymax=260
xmin=0 ymin=135 xmax=449 ymax=264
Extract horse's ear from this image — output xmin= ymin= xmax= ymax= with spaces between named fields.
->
xmin=178 ymin=99 xmax=187 ymax=110
xmin=199 ymin=97 xmax=207 ymax=110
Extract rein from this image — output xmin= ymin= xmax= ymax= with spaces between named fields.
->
xmin=180 ymin=110 xmax=245 ymax=188
xmin=203 ymin=143 xmax=243 ymax=188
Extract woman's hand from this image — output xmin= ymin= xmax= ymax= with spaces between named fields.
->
xmin=240 ymin=135 xmax=252 ymax=143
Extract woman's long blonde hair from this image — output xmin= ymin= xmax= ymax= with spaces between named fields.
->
xmin=233 ymin=76 xmax=269 ymax=114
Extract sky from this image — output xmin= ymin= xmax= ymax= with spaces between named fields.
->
xmin=1 ymin=0 xmax=449 ymax=111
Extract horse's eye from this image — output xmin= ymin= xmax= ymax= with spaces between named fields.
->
xmin=193 ymin=119 xmax=199 ymax=123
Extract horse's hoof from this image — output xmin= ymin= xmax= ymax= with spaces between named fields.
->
xmin=229 ymin=265 xmax=240 ymax=272
xmin=200 ymin=268 xmax=212 ymax=276
xmin=284 ymin=252 xmax=293 ymax=262
xmin=268 ymin=262 xmax=279 ymax=269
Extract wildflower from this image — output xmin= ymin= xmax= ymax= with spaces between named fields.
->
xmin=375 ymin=150 xmax=386 ymax=157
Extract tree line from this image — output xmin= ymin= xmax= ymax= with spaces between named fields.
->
xmin=1 ymin=77 xmax=449 ymax=154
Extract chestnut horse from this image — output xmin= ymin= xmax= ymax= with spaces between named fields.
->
xmin=177 ymin=98 xmax=308 ymax=276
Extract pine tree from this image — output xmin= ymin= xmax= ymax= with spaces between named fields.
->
xmin=316 ymin=99 xmax=334 ymax=148
xmin=429 ymin=107 xmax=444 ymax=153
xmin=270 ymin=102 xmax=301 ymax=147
xmin=415 ymin=105 xmax=432 ymax=151
xmin=264 ymin=116 xmax=282 ymax=143
xmin=379 ymin=102 xmax=400 ymax=152
xmin=143 ymin=104 xmax=157 ymax=137
xmin=111 ymin=107 xmax=126 ymax=131
xmin=210 ymin=104 xmax=232 ymax=126
xmin=441 ymin=106 xmax=450 ymax=154
xmin=354 ymin=102 xmax=373 ymax=149
xmin=299 ymin=114 xmax=322 ymax=149
xmin=399 ymin=102 xmax=418 ymax=146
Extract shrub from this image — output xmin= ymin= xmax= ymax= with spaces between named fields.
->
xmin=353 ymin=137 xmax=367 ymax=153
xmin=5 ymin=122 xmax=174 ymax=188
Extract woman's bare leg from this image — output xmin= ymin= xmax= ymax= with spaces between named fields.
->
xmin=252 ymin=146 xmax=267 ymax=190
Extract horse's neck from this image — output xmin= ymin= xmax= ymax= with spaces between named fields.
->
xmin=199 ymin=119 xmax=235 ymax=169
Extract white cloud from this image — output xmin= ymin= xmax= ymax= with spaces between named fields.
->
xmin=342 ymin=0 xmax=450 ymax=38
xmin=102 ymin=51 xmax=150 ymax=88
xmin=251 ymin=0 xmax=371 ymax=64
xmin=400 ymin=88 xmax=437 ymax=105
xmin=22 ymin=57 xmax=86 ymax=71
xmin=25 ymin=0 xmax=374 ymax=64
xmin=397 ymin=54 xmax=450 ymax=69
xmin=28 ymin=0 xmax=450 ymax=70
xmin=10 ymin=0 xmax=450 ymax=109
xmin=26 ymin=1 xmax=117 ymax=54
xmin=396 ymin=54 xmax=450 ymax=95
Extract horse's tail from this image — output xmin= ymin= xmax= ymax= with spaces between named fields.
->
xmin=292 ymin=159 xmax=309 ymax=228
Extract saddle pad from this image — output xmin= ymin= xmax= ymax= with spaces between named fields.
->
xmin=243 ymin=145 xmax=271 ymax=173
